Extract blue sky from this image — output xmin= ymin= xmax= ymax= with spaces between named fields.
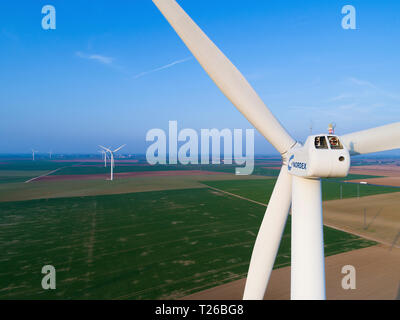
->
xmin=1 ymin=0 xmax=399 ymax=154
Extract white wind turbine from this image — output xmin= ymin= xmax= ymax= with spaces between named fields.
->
xmin=31 ymin=149 xmax=38 ymax=161
xmin=99 ymin=145 xmax=126 ymax=181
xmin=99 ymin=150 xmax=108 ymax=167
xmin=153 ymin=0 xmax=400 ymax=300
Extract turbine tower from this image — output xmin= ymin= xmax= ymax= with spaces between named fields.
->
xmin=99 ymin=150 xmax=107 ymax=167
xmin=31 ymin=149 xmax=38 ymax=161
xmin=99 ymin=145 xmax=126 ymax=181
xmin=152 ymin=0 xmax=400 ymax=300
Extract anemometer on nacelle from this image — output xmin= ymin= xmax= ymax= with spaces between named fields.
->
xmin=287 ymin=135 xmax=350 ymax=178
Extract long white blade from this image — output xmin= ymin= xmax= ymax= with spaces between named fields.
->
xmin=152 ymin=0 xmax=295 ymax=154
xmin=291 ymin=176 xmax=325 ymax=300
xmin=243 ymin=167 xmax=292 ymax=299
xmin=341 ymin=122 xmax=400 ymax=155
xmin=99 ymin=145 xmax=111 ymax=153
xmin=113 ymin=144 xmax=126 ymax=153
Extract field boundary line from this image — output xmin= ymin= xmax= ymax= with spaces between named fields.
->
xmin=322 ymin=222 xmax=400 ymax=249
xmin=204 ymin=184 xmax=399 ymax=249
xmin=24 ymin=167 xmax=64 ymax=183
xmin=204 ymin=185 xmax=268 ymax=207
xmin=24 ymin=164 xmax=81 ymax=183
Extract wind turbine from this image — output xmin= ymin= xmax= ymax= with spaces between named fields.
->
xmin=99 ymin=150 xmax=108 ymax=167
xmin=153 ymin=0 xmax=400 ymax=300
xmin=31 ymin=149 xmax=38 ymax=161
xmin=99 ymin=145 xmax=126 ymax=181
xmin=48 ymin=150 xmax=53 ymax=159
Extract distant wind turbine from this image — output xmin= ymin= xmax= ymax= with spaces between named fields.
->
xmin=31 ymin=149 xmax=38 ymax=161
xmin=99 ymin=144 xmax=126 ymax=180
xmin=48 ymin=150 xmax=53 ymax=159
xmin=99 ymin=150 xmax=108 ymax=167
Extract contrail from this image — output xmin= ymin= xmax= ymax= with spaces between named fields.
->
xmin=76 ymin=51 xmax=114 ymax=65
xmin=133 ymin=57 xmax=192 ymax=79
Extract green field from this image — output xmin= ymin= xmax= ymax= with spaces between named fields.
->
xmin=0 ymin=170 xmax=50 ymax=184
xmin=330 ymin=174 xmax=383 ymax=181
xmin=0 ymin=188 xmax=376 ymax=300
xmin=0 ymin=159 xmax=382 ymax=182
xmin=47 ymin=163 xmax=282 ymax=176
xmin=0 ymin=159 xmax=395 ymax=300
xmin=50 ymin=164 xmax=188 ymax=175
xmin=201 ymin=179 xmax=400 ymax=204
xmin=0 ymin=160 xmax=78 ymax=171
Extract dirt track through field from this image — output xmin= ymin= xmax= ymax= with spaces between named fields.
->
xmin=206 ymin=185 xmax=268 ymax=207
xmin=182 ymin=245 xmax=400 ymax=300
xmin=24 ymin=166 xmax=69 ymax=183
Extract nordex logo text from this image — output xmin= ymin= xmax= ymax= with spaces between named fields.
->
xmin=288 ymin=155 xmax=307 ymax=171
xmin=146 ymin=121 xmax=254 ymax=175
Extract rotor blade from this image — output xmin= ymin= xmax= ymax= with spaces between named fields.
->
xmin=340 ymin=122 xmax=400 ymax=155
xmin=152 ymin=0 xmax=295 ymax=154
xmin=99 ymin=145 xmax=111 ymax=153
xmin=113 ymin=144 xmax=126 ymax=153
xmin=243 ymin=166 xmax=292 ymax=300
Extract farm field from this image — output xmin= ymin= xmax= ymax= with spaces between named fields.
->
xmin=0 ymin=170 xmax=49 ymax=184
xmin=200 ymin=178 xmax=400 ymax=247
xmin=1 ymin=159 xmax=399 ymax=300
xmin=347 ymin=165 xmax=400 ymax=187
xmin=0 ymin=172 xmax=269 ymax=203
xmin=323 ymin=192 xmax=400 ymax=246
xmin=0 ymin=159 xmax=281 ymax=202
xmin=46 ymin=163 xmax=282 ymax=177
xmin=201 ymin=179 xmax=400 ymax=204
xmin=0 ymin=187 xmax=375 ymax=300
xmin=0 ymin=160 xmax=76 ymax=171
xmin=183 ymin=244 xmax=400 ymax=300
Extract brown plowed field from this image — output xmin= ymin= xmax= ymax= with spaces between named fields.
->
xmin=52 ymin=159 xmax=140 ymax=163
xmin=348 ymin=164 xmax=400 ymax=186
xmin=182 ymin=245 xmax=400 ymax=300
xmin=350 ymin=165 xmax=400 ymax=177
xmin=350 ymin=177 xmax=400 ymax=187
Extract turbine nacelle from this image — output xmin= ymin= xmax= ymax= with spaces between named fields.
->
xmin=287 ymin=134 xmax=350 ymax=178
